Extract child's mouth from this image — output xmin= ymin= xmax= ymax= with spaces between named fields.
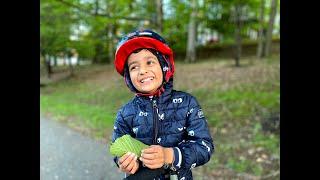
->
xmin=140 ymin=77 xmax=154 ymax=83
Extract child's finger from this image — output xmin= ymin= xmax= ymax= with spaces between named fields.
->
xmin=118 ymin=152 xmax=131 ymax=164
xmin=120 ymin=152 xmax=135 ymax=169
xmin=125 ymin=157 xmax=136 ymax=172
xmin=128 ymin=162 xmax=136 ymax=174
xmin=142 ymin=147 xmax=158 ymax=154
xmin=141 ymin=152 xmax=158 ymax=160
xmin=139 ymin=156 xmax=156 ymax=165
xmin=129 ymin=160 xmax=138 ymax=174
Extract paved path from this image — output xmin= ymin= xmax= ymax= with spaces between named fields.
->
xmin=40 ymin=117 xmax=124 ymax=180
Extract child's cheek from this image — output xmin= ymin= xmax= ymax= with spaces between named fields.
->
xmin=129 ymin=73 xmax=137 ymax=85
xmin=132 ymin=78 xmax=140 ymax=88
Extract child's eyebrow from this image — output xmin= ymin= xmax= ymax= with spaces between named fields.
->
xmin=144 ymin=55 xmax=157 ymax=60
xmin=128 ymin=61 xmax=138 ymax=68
xmin=128 ymin=56 xmax=157 ymax=67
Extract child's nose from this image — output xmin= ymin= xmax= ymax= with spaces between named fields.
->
xmin=139 ymin=68 xmax=148 ymax=75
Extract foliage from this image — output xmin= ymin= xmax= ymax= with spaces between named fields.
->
xmin=40 ymin=0 xmax=73 ymax=55
xmin=40 ymin=0 xmax=279 ymax=63
xmin=110 ymin=134 xmax=149 ymax=157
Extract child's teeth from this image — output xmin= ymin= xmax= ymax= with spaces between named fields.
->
xmin=141 ymin=77 xmax=153 ymax=83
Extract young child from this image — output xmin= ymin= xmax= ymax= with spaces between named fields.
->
xmin=112 ymin=29 xmax=214 ymax=180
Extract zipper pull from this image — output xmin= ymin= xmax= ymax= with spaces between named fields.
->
xmin=153 ymin=99 xmax=157 ymax=108
xmin=153 ymin=100 xmax=159 ymax=114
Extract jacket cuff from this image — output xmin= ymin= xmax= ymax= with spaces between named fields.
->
xmin=113 ymin=156 xmax=119 ymax=168
xmin=171 ymin=147 xmax=182 ymax=171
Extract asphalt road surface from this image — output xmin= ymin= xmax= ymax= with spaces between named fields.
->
xmin=40 ymin=117 xmax=124 ymax=180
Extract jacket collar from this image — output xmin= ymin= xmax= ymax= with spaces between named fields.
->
xmin=135 ymin=78 xmax=173 ymax=105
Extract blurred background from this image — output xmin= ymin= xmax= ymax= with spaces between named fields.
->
xmin=40 ymin=0 xmax=280 ymax=179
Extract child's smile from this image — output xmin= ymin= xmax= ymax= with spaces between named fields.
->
xmin=138 ymin=76 xmax=156 ymax=89
xmin=139 ymin=76 xmax=154 ymax=83
xmin=127 ymin=49 xmax=163 ymax=94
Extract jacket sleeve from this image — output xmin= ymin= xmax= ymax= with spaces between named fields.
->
xmin=170 ymin=96 xmax=214 ymax=171
xmin=111 ymin=107 xmax=133 ymax=167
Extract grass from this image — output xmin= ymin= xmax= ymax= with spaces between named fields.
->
xmin=40 ymin=55 xmax=280 ymax=178
xmin=40 ymin=80 xmax=133 ymax=139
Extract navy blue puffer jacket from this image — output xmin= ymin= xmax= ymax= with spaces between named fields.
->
xmin=112 ymin=78 xmax=214 ymax=180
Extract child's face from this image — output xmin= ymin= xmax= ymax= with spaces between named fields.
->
xmin=127 ymin=49 xmax=163 ymax=94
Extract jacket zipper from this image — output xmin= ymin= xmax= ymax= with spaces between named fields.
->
xmin=152 ymin=99 xmax=159 ymax=144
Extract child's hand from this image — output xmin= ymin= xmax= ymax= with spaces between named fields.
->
xmin=118 ymin=152 xmax=139 ymax=174
xmin=139 ymin=145 xmax=173 ymax=169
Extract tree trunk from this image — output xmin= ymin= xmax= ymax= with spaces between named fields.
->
xmin=45 ymin=54 xmax=52 ymax=78
xmin=105 ymin=1 xmax=116 ymax=64
xmin=155 ymin=0 xmax=163 ymax=33
xmin=92 ymin=44 xmax=100 ymax=64
xmin=257 ymin=0 xmax=266 ymax=59
xmin=94 ymin=0 xmax=99 ymax=15
xmin=68 ymin=56 xmax=74 ymax=76
xmin=185 ymin=0 xmax=197 ymax=63
xmin=51 ymin=55 xmax=57 ymax=66
xmin=107 ymin=24 xmax=114 ymax=63
xmin=265 ymin=0 xmax=278 ymax=57
xmin=92 ymin=0 xmax=101 ymax=64
xmin=234 ymin=5 xmax=243 ymax=67
xmin=234 ymin=27 xmax=241 ymax=67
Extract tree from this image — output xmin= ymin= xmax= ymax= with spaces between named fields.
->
xmin=257 ymin=0 xmax=266 ymax=58
xmin=185 ymin=0 xmax=197 ymax=63
xmin=265 ymin=0 xmax=278 ymax=57
xmin=162 ymin=0 xmax=189 ymax=56
xmin=232 ymin=4 xmax=245 ymax=67
xmin=53 ymin=0 xmax=152 ymax=64
xmin=155 ymin=0 xmax=163 ymax=33
xmin=213 ymin=0 xmax=259 ymax=66
xmin=66 ymin=47 xmax=74 ymax=76
xmin=203 ymin=0 xmax=259 ymax=65
xmin=41 ymin=0 xmax=75 ymax=77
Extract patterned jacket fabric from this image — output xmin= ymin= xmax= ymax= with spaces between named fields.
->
xmin=112 ymin=79 xmax=214 ymax=180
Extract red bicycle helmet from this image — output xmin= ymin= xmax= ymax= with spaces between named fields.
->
xmin=114 ymin=29 xmax=175 ymax=80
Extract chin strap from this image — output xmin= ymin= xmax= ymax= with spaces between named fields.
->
xmin=135 ymin=85 xmax=165 ymax=97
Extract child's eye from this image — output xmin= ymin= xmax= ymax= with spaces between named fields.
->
xmin=130 ymin=66 xmax=138 ymax=71
xmin=147 ymin=60 xmax=155 ymax=65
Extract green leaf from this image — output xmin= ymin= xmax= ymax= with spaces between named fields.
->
xmin=109 ymin=134 xmax=149 ymax=157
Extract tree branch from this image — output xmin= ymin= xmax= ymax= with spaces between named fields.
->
xmin=55 ymin=0 xmax=151 ymax=21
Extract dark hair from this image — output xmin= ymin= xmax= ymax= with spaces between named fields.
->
xmin=130 ymin=48 xmax=157 ymax=55
xmin=126 ymin=48 xmax=160 ymax=66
